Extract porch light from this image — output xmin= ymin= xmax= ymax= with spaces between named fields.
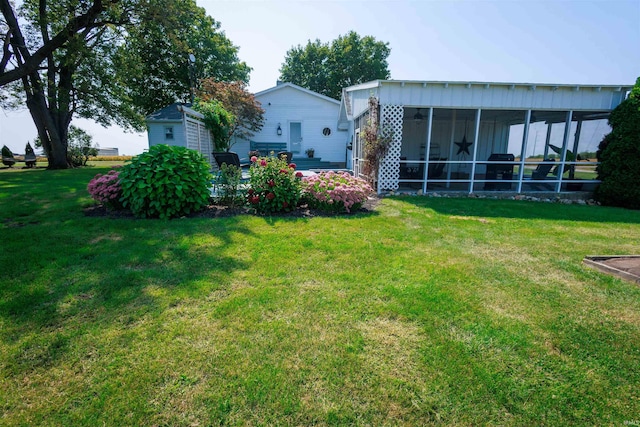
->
xmin=277 ymin=124 xmax=282 ymax=136
xmin=414 ymin=108 xmax=424 ymax=122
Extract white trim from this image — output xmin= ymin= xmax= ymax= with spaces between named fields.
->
xmin=255 ymin=82 xmax=340 ymax=105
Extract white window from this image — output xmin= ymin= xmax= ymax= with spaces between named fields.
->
xmin=164 ymin=126 xmax=174 ymax=140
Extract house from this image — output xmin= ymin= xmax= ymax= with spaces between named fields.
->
xmin=340 ymin=80 xmax=633 ymax=194
xmin=146 ymin=103 xmax=214 ymax=166
xmin=231 ymin=82 xmax=349 ymax=167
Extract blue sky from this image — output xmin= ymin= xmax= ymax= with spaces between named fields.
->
xmin=1 ymin=0 xmax=638 ymax=155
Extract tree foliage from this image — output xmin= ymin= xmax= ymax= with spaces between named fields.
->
xmin=196 ymin=79 xmax=264 ymax=151
xmin=279 ymin=31 xmax=391 ymax=100
xmin=0 ymin=0 xmax=248 ymax=169
xmin=195 ymin=99 xmax=235 ymax=151
xmin=595 ymin=77 xmax=640 ymax=209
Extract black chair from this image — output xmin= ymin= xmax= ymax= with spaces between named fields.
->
xmin=213 ymin=152 xmax=249 ymax=169
xmin=1 ymin=145 xmax=16 ymax=168
xmin=276 ymin=151 xmax=293 ymax=163
xmin=532 ymin=159 xmax=555 ymax=180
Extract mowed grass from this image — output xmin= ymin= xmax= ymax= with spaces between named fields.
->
xmin=1 ymin=166 xmax=639 ymax=426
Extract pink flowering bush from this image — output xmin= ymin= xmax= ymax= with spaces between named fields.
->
xmin=87 ymin=168 xmax=123 ymax=209
xmin=248 ymin=155 xmax=302 ymax=214
xmin=302 ymin=171 xmax=372 ymax=213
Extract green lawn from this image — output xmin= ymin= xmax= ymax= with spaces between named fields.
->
xmin=1 ymin=166 xmax=639 ymax=426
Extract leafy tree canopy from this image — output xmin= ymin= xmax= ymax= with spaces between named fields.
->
xmin=595 ymin=76 xmax=640 ymax=209
xmin=279 ymin=31 xmax=391 ymax=100
xmin=195 ymin=79 xmax=264 ymax=151
xmin=0 ymin=0 xmax=249 ymax=168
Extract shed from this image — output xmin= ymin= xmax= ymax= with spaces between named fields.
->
xmin=146 ymin=103 xmax=214 ymax=166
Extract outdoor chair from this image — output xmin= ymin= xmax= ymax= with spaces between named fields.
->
xmin=276 ymin=151 xmax=293 ymax=164
xmin=213 ymin=151 xmax=249 ymax=169
xmin=24 ymin=152 xmax=37 ymax=168
xmin=531 ymin=159 xmax=555 ymax=180
xmin=1 ymin=145 xmax=16 ymax=168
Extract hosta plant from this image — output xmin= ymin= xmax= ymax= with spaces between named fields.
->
xmin=118 ymin=145 xmax=212 ymax=219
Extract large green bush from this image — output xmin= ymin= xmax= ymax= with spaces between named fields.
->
xmin=119 ymin=145 xmax=212 ymax=219
xmin=595 ymin=77 xmax=640 ymax=209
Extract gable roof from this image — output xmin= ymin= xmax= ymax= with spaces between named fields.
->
xmin=146 ymin=102 xmax=192 ymax=122
xmin=255 ymin=82 xmax=340 ymax=105
xmin=146 ymin=103 xmax=204 ymax=122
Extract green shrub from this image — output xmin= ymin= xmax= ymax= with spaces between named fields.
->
xmin=247 ymin=155 xmax=302 ymax=214
xmin=118 ymin=145 xmax=212 ymax=219
xmin=595 ymin=77 xmax=640 ymax=209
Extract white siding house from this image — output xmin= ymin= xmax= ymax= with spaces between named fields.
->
xmin=146 ymin=103 xmax=214 ymax=166
xmin=341 ymin=80 xmax=633 ymax=194
xmin=231 ymin=82 xmax=348 ymax=166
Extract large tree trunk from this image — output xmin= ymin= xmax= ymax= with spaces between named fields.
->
xmin=23 ymin=72 xmax=71 ymax=169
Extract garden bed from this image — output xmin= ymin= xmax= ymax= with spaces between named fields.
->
xmin=84 ymin=196 xmax=380 ymax=219
xmin=583 ymin=255 xmax=640 ymax=284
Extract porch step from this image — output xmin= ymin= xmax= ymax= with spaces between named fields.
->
xmin=291 ymin=157 xmax=342 ymax=170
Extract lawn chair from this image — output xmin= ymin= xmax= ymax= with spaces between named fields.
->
xmin=213 ymin=152 xmax=250 ymax=169
xmin=531 ymin=159 xmax=555 ymax=180
xmin=1 ymin=145 xmax=16 ymax=168
xmin=276 ymin=151 xmax=293 ymax=164
xmin=213 ymin=151 xmax=249 ymax=181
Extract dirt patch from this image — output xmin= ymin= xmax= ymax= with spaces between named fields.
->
xmin=84 ymin=197 xmax=380 ymax=220
xmin=583 ymin=256 xmax=640 ymax=285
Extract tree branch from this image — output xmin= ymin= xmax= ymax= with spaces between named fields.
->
xmin=0 ymin=0 xmax=121 ymax=87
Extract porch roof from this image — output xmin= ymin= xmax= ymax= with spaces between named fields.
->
xmin=341 ymin=79 xmax=634 ymax=121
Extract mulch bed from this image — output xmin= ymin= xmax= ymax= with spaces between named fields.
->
xmin=84 ymin=196 xmax=380 ymax=219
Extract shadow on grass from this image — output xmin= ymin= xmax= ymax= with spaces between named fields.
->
xmin=0 ymin=167 xmax=259 ymax=372
xmin=393 ymin=195 xmax=640 ymax=224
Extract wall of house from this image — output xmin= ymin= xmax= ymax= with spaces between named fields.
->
xmin=255 ymin=86 xmax=348 ymax=163
xmin=147 ymin=121 xmax=186 ymax=148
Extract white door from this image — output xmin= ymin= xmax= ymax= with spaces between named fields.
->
xmin=290 ymin=122 xmax=302 ymax=153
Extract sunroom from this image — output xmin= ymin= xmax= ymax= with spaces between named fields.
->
xmin=339 ymin=80 xmax=632 ymax=194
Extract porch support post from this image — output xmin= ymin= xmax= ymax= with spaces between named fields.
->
xmin=445 ymin=110 xmax=457 ymax=188
xmin=570 ymin=119 xmax=583 ymax=180
xmin=468 ymin=108 xmax=481 ymax=194
xmin=422 ymin=107 xmax=433 ymax=193
xmin=544 ymin=122 xmax=552 ymax=159
xmin=517 ymin=110 xmax=532 ymax=193
xmin=557 ymin=110 xmax=573 ymax=192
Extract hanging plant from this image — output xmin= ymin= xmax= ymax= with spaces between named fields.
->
xmin=361 ymin=96 xmax=393 ymax=186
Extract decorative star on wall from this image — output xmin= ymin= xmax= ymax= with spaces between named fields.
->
xmin=455 ymin=136 xmax=472 ymax=156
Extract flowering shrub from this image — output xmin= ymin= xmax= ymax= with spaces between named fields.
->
xmin=248 ymin=155 xmax=301 ymax=214
xmin=302 ymin=171 xmax=372 ymax=213
xmin=87 ymin=168 xmax=123 ymax=209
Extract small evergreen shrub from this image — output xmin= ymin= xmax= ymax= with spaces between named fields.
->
xmin=214 ymin=163 xmax=244 ymax=206
xmin=595 ymin=77 xmax=640 ymax=209
xmin=302 ymin=171 xmax=372 ymax=213
xmin=247 ymin=155 xmax=301 ymax=214
xmin=87 ymin=168 xmax=123 ymax=210
xmin=118 ymin=145 xmax=212 ymax=219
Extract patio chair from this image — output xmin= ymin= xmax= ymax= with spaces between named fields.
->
xmin=276 ymin=151 xmax=293 ymax=163
xmin=213 ymin=151 xmax=249 ymax=169
xmin=1 ymin=145 xmax=16 ymax=168
xmin=531 ymin=159 xmax=555 ymax=180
